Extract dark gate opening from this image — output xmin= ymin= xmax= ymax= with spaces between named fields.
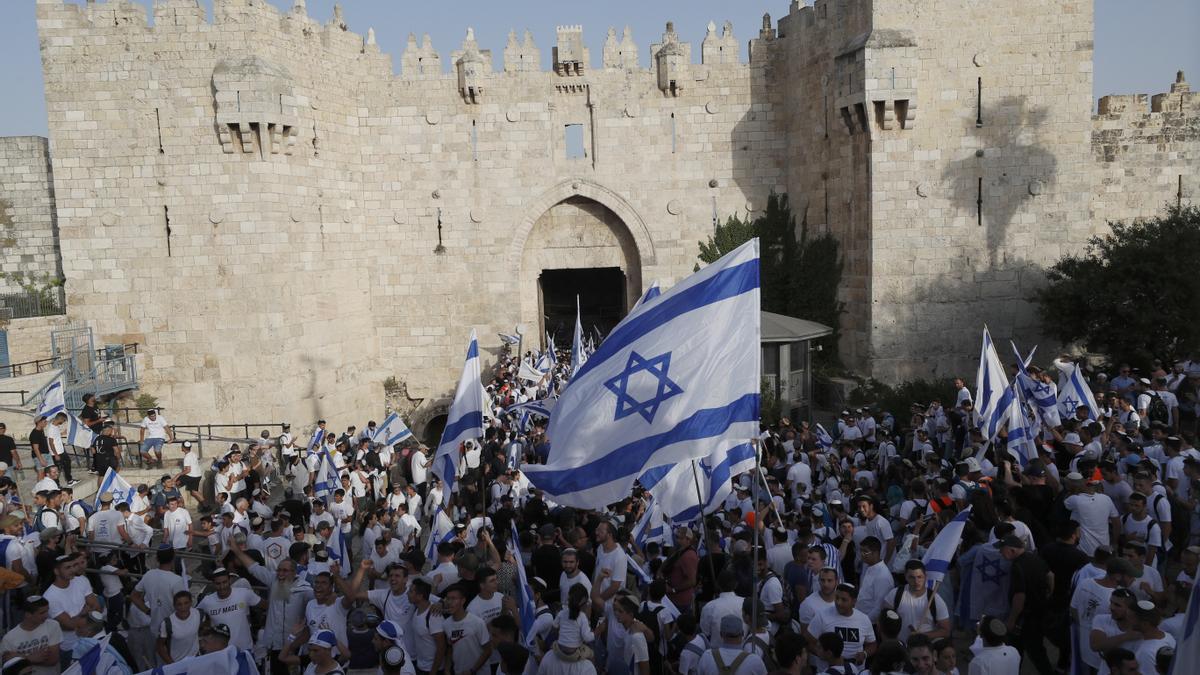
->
xmin=540 ymin=267 xmax=627 ymax=346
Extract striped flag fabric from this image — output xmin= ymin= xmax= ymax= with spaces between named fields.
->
xmin=631 ymin=281 xmax=662 ymax=312
xmin=631 ymin=496 xmax=665 ymax=549
xmin=307 ymin=425 xmax=326 ymax=455
xmin=505 ymin=398 xmax=555 ymax=420
xmin=425 ymin=507 xmax=456 ymax=560
xmin=371 ymin=412 xmax=413 ymax=447
xmin=922 ymin=506 xmax=972 ymax=587
xmin=639 ymin=442 xmax=756 ymax=524
xmin=814 ymin=423 xmax=834 ymax=450
xmin=330 ymin=523 xmax=352 ymax=577
xmin=510 ymin=523 xmax=537 ymax=648
xmin=1168 ymin=581 xmax=1199 ymax=674
xmin=626 ymin=549 xmax=654 ymax=587
xmin=524 ymin=239 xmax=761 ymax=509
xmin=976 ymin=327 xmax=1015 ymax=442
xmin=312 ymin=449 xmax=340 ymax=499
xmin=432 ymin=330 xmax=485 ymax=507
xmin=570 ymin=296 xmax=587 ymax=379
xmin=135 ymin=644 xmax=259 ymax=674
xmin=1010 ymin=342 xmax=1061 ymax=428
xmin=1006 ymin=384 xmax=1037 ymax=467
xmin=93 ymin=468 xmax=135 ymax=511
xmin=1055 ymin=359 xmax=1099 ymax=421
xmin=35 ymin=378 xmax=66 ymax=418
xmin=63 ymin=634 xmax=131 ymax=675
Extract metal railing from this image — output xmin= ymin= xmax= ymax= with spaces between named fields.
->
xmin=63 ymin=437 xmax=206 ymax=471
xmin=0 ymin=286 xmax=66 ymax=320
xmin=0 ymin=390 xmax=30 ymax=406
xmin=0 ymin=343 xmax=139 ymax=379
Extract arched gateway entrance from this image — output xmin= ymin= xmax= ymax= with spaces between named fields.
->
xmin=514 ymin=180 xmax=655 ymax=347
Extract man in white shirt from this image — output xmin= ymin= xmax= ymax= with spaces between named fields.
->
xmin=87 ymin=493 xmax=131 ymax=546
xmin=138 ymin=409 xmax=173 ymax=466
xmin=411 ymin=446 xmax=432 ymax=498
xmin=1063 ymin=474 xmax=1120 ymax=555
xmin=804 ymin=583 xmax=876 ymax=669
xmin=695 ymin=615 xmax=767 ymax=675
xmin=162 ymin=496 xmax=193 ymax=550
xmin=131 ymin=548 xmax=186 ymax=639
xmin=883 ymin=561 xmax=950 ymax=641
xmin=196 ymin=567 xmax=265 ymax=651
xmin=172 ymin=441 xmax=204 ymax=510
xmin=968 ymin=617 xmax=1020 ymax=675
xmin=854 ymin=537 xmax=894 ymax=623
xmin=43 ymin=553 xmax=98 ymax=657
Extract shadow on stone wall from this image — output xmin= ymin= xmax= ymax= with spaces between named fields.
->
xmin=942 ymin=96 xmax=1057 ymax=268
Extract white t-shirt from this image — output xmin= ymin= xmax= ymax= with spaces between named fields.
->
xmin=45 ymin=424 xmax=65 ymax=455
xmin=134 ymin=568 xmax=187 ymax=634
xmin=158 ymin=609 xmax=202 ymax=662
xmin=141 ymin=415 xmax=169 ymax=440
xmin=410 ymin=605 xmax=445 ymax=671
xmin=181 ymin=452 xmax=200 ymax=477
xmin=467 ymin=592 xmax=504 ymax=624
xmin=786 ymin=462 xmax=812 ymax=494
xmin=411 ymin=453 xmax=429 ymax=485
xmin=806 ymin=606 xmax=875 ymax=661
xmin=197 ymin=587 xmax=261 ymax=650
xmin=696 ymin=646 xmax=768 ymax=675
xmin=44 ymin=576 xmax=93 ymax=650
xmin=0 ymin=619 xmax=63 ymax=675
xmin=88 ymin=510 xmax=126 ymax=545
xmin=161 ymin=508 xmax=192 ymax=551
xmin=1065 ymin=493 xmax=1119 ymax=555
xmin=968 ymin=645 xmax=1021 ymax=675
xmin=304 ymin=598 xmax=350 ymax=650
xmin=886 ymin=588 xmax=949 ymax=640
xmin=594 ymin=545 xmax=627 ymax=600
xmin=559 ymin=571 xmax=592 ymax=608
xmin=1070 ymin=577 xmax=1115 ymax=669
xmin=443 ymin=612 xmax=490 ymax=674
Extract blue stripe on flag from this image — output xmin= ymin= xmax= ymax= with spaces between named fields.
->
xmin=530 ymin=394 xmax=759 ymax=494
xmin=572 ymin=259 xmax=759 ymax=382
xmin=440 ymin=411 xmax=484 ymax=444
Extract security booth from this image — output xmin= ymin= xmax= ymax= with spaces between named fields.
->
xmin=760 ymin=311 xmax=833 ymax=422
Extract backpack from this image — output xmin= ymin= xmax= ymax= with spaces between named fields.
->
xmin=70 ymin=499 xmax=95 ymax=520
xmin=1147 ymin=393 xmax=1170 ymax=426
xmin=710 ymin=649 xmax=751 ymax=675
xmin=636 ymin=602 xmax=666 ymax=675
xmin=892 ymin=586 xmax=943 ymax=622
xmin=743 ymin=634 xmax=780 ymax=671
xmin=34 ymin=506 xmax=55 ymax=532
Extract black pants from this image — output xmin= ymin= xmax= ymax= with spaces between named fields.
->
xmin=55 ymin=453 xmax=73 ymax=482
xmin=1015 ymin=614 xmax=1055 ymax=675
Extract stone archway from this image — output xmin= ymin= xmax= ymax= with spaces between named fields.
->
xmin=518 ymin=191 xmax=646 ymax=346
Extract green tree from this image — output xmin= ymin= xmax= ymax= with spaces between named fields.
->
xmin=697 ymin=193 xmax=844 ymax=361
xmin=1035 ymin=205 xmax=1200 ymax=366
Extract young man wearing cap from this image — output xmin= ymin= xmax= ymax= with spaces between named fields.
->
xmin=693 ymin=614 xmax=766 ymax=675
xmin=0 ymin=595 xmax=61 ymax=674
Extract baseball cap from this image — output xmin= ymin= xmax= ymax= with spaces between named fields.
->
xmin=309 ymin=630 xmax=338 ymax=649
xmin=719 ymin=614 xmax=744 ymax=637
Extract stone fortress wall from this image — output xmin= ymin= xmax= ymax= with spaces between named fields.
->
xmin=14 ymin=0 xmax=1199 ymax=429
xmin=0 ymin=137 xmax=61 ymax=298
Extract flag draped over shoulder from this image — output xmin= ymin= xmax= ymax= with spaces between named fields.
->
xmin=962 ymin=544 xmax=1011 ymax=622
xmin=313 ymin=450 xmax=340 ymax=499
xmin=93 ymin=468 xmax=135 ymax=511
xmin=975 ymin=327 xmax=1015 ymax=442
xmin=371 ymin=412 xmax=413 ymax=447
xmin=524 ymin=239 xmax=761 ymax=509
xmin=814 ymin=423 xmax=834 ymax=450
xmin=922 ymin=506 xmax=971 ymax=586
xmin=432 ymin=330 xmax=485 ymax=507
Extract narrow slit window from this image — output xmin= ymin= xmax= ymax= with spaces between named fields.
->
xmin=976 ymin=177 xmax=983 ymax=226
xmin=976 ymin=77 xmax=983 ymax=127
xmin=671 ymin=113 xmax=677 ymax=154
xmin=471 ymin=120 xmax=478 ymax=161
xmin=564 ymin=124 xmax=586 ymax=159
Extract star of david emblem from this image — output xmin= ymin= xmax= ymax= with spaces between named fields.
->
xmin=110 ymin=487 xmax=129 ymax=504
xmin=1060 ymin=396 xmax=1079 ymax=415
xmin=604 ymin=350 xmax=684 ymax=423
xmin=979 ymin=557 xmax=1008 ymax=584
xmin=1034 ymin=382 xmax=1052 ymax=397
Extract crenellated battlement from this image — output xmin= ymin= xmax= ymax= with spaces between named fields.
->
xmin=1096 ymin=72 xmax=1200 ymax=119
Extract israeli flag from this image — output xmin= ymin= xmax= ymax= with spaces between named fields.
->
xmin=313 ymin=449 xmax=340 ymax=499
xmin=63 ymin=634 xmax=131 ymax=675
xmin=1055 ymin=359 xmax=1099 ymax=421
xmin=632 ymin=281 xmax=662 ymax=311
xmin=505 ymin=398 xmax=555 ymax=420
xmin=631 ymin=497 xmax=665 ymax=549
xmin=922 ymin=506 xmax=971 ymax=588
xmin=371 ymin=412 xmax=413 ymax=447
xmin=135 ymin=644 xmax=259 ymax=675
xmin=534 ymin=350 xmax=554 ymax=373
xmin=93 ymin=468 xmax=135 ymax=511
xmin=498 ymin=332 xmax=521 ymax=346
xmin=545 ymin=333 xmax=557 ymax=366
xmin=517 ymin=360 xmax=549 ymax=384
xmin=425 ymin=507 xmax=456 ymax=560
xmin=432 ymin=330 xmax=485 ymax=507
xmin=1010 ymin=342 xmax=1061 ymax=428
xmin=66 ymin=412 xmax=97 ymax=448
xmin=1006 ymin=384 xmax=1037 ymax=467
xmin=510 ymin=523 xmax=538 ymax=648
xmin=814 ymin=423 xmax=834 ymax=450
xmin=307 ymin=425 xmax=326 ymax=455
xmin=35 ymin=378 xmax=66 ymax=418
xmin=975 ymin=327 xmax=1015 ymax=442
xmin=524 ymin=239 xmax=760 ymax=509
xmin=570 ymin=296 xmax=587 ymax=379
xmin=329 ymin=523 xmax=352 ymax=576
xmin=626 ymin=549 xmax=654 ymax=587
xmin=639 ymin=442 xmax=756 ymax=523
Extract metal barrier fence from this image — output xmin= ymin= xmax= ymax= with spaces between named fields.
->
xmin=0 ymin=286 xmax=66 ymax=320
xmin=0 ymin=343 xmax=139 ymax=379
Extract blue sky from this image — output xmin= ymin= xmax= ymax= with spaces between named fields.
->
xmin=1 ymin=0 xmax=1197 ymax=136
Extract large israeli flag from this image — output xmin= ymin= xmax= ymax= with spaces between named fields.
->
xmin=630 ymin=496 xmax=666 ymax=549
xmin=510 ymin=523 xmax=537 ymax=648
xmin=1055 ymin=359 xmax=1099 ymax=421
xmin=632 ymin=281 xmax=662 ymax=312
xmin=639 ymin=442 xmax=757 ymax=523
xmin=66 ymin=412 xmax=97 ymax=448
xmin=525 ymin=239 xmax=760 ymax=509
xmin=35 ymin=378 xmax=67 ymax=418
xmin=425 ymin=507 xmax=456 ymax=560
xmin=371 ymin=412 xmax=413 ymax=447
xmin=505 ymin=398 xmax=555 ymax=420
xmin=1006 ymin=384 xmax=1037 ymax=467
xmin=93 ymin=468 xmax=135 ymax=511
xmin=432 ymin=330 xmax=485 ymax=506
xmin=975 ymin=327 xmax=1015 ymax=442
xmin=922 ymin=506 xmax=971 ymax=587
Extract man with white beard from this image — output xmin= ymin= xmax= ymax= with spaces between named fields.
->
xmin=228 ymin=541 xmax=314 ymax=675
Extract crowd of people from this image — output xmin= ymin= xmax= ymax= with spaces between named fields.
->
xmin=0 ymin=345 xmax=1196 ymax=675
